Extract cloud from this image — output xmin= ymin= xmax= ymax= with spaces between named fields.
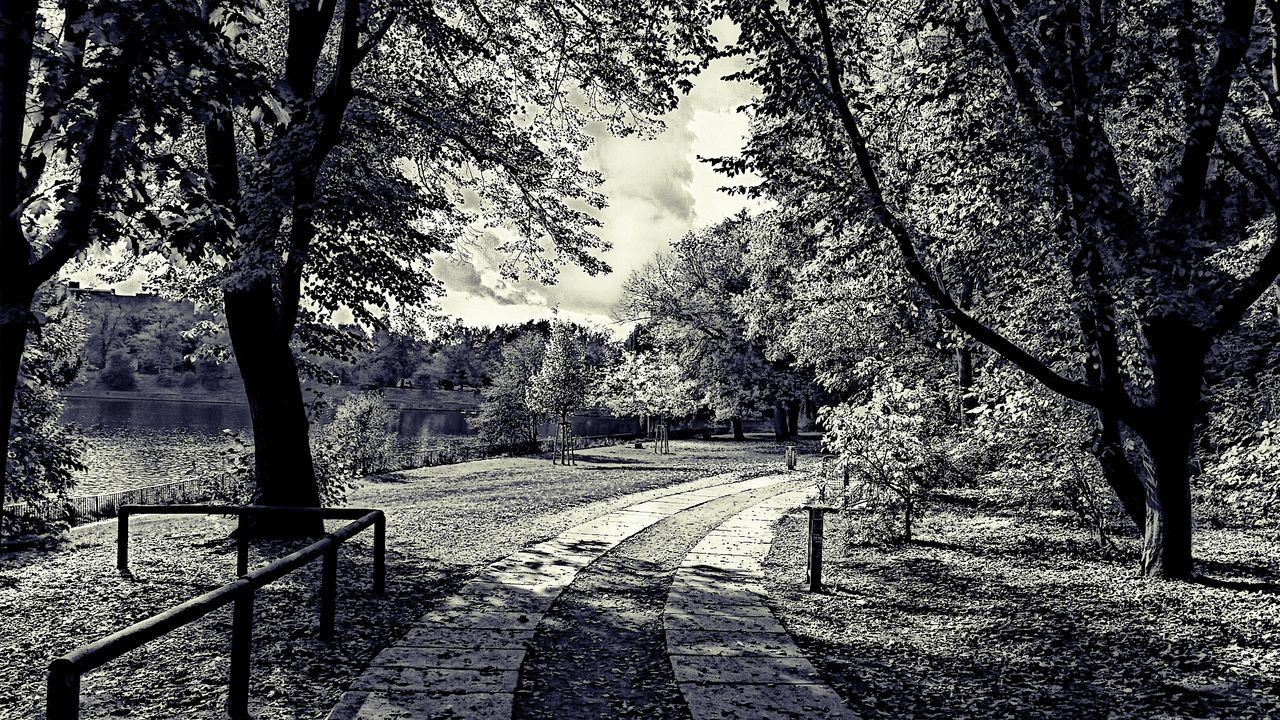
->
xmin=436 ymin=57 xmax=763 ymax=330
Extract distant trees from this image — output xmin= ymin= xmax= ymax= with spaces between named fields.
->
xmin=476 ymin=335 xmax=546 ymax=449
xmin=595 ymin=351 xmax=701 ymax=455
xmin=100 ymin=352 xmax=137 ymax=391
xmin=528 ymin=322 xmax=590 ymax=465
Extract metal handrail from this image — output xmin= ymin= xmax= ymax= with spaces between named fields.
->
xmin=48 ymin=505 xmax=386 ymax=720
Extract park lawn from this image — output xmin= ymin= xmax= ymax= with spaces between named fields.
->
xmin=764 ymin=497 xmax=1280 ymax=719
xmin=0 ymin=437 xmax=790 ymax=720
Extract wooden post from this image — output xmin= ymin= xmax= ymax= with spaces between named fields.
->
xmin=806 ymin=507 xmax=825 ymax=592
xmin=46 ymin=658 xmax=80 ymax=720
xmin=228 ymin=589 xmax=254 ymax=719
xmin=320 ymin=546 xmax=338 ymax=640
xmin=116 ymin=510 xmax=130 ymax=575
xmin=236 ymin=513 xmax=249 ymax=576
xmin=373 ymin=514 xmax=386 ymax=594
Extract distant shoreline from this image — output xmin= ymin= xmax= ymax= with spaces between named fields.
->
xmin=62 ymin=387 xmax=480 ymax=413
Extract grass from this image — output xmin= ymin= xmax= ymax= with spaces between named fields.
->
xmin=763 ymin=493 xmax=1280 ymax=719
xmin=0 ymin=437 xmax=792 ymax=720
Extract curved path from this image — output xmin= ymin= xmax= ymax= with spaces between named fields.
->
xmin=665 ymin=489 xmax=857 ymax=720
xmin=327 ymin=471 xmax=790 ymax=720
xmin=513 ymin=478 xmax=794 ymax=719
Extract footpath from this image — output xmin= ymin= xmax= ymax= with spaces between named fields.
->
xmin=328 ymin=469 xmax=857 ymax=720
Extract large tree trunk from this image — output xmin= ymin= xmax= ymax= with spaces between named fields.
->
xmin=772 ymin=400 xmax=787 ymax=441
xmin=730 ymin=416 xmax=745 ymax=441
xmin=1131 ymin=317 xmax=1205 ymax=579
xmin=224 ymin=279 xmax=323 ymax=537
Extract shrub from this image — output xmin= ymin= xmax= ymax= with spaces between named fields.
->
xmin=823 ymin=379 xmax=947 ymax=544
xmin=155 ymin=372 xmax=177 ymax=388
xmin=100 ymin=351 xmax=136 ymax=390
xmin=311 ymin=391 xmax=398 ymax=505
xmin=178 ymin=372 xmax=198 ymax=389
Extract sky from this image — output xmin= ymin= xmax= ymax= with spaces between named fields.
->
xmin=429 ymin=54 xmax=761 ymax=333
xmin=76 ymin=48 xmax=761 ymax=337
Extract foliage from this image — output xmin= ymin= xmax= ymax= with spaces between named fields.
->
xmin=3 ymin=289 xmax=88 ymax=538
xmin=594 ymin=350 xmax=702 ymax=422
xmin=823 ymin=379 xmax=947 ymax=543
xmin=99 ymin=351 xmax=136 ymax=391
xmin=709 ymin=0 xmax=1280 ymax=576
xmin=527 ymin=321 xmax=591 ymax=422
xmin=618 ymin=213 xmax=812 ymax=425
xmin=476 ymin=335 xmax=545 ymax=447
xmin=311 ymin=391 xmax=399 ymax=506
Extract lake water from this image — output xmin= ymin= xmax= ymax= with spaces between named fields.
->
xmin=60 ymin=398 xmax=641 ymax=497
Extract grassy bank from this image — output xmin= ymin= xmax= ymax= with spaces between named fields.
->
xmin=763 ymin=496 xmax=1280 ymax=719
xmin=0 ymin=437 xmax=794 ymax=720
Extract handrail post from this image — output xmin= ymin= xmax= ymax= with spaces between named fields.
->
xmin=116 ymin=510 xmax=130 ymax=576
xmin=47 ymin=658 xmax=80 ymax=720
xmin=373 ymin=513 xmax=386 ymax=594
xmin=319 ymin=545 xmax=338 ymax=640
xmin=236 ymin=512 xmax=249 ymax=576
xmin=228 ymin=588 xmax=254 ymax=719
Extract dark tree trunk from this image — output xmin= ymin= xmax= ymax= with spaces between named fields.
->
xmin=786 ymin=398 xmax=801 ymax=437
xmin=730 ymin=416 xmax=745 ymax=441
xmin=1131 ymin=316 xmax=1205 ymax=579
xmin=772 ymin=400 xmax=787 ymax=441
xmin=224 ymin=280 xmax=322 ymax=537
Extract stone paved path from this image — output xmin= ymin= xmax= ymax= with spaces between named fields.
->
xmin=513 ymin=479 xmax=797 ymax=719
xmin=665 ymin=489 xmax=858 ymax=720
xmin=328 ymin=471 xmax=790 ymax=720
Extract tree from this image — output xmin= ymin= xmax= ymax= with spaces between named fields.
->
xmin=145 ymin=0 xmax=714 ymax=532
xmin=0 ymin=0 xmax=248 ymax=503
xmin=528 ymin=321 xmax=590 ymax=464
xmin=594 ymin=350 xmax=701 ymax=454
xmin=2 ymin=287 xmax=87 ymax=538
xmin=617 ymin=213 xmax=816 ymax=441
xmin=100 ymin=351 xmax=136 ymax=391
xmin=311 ymin=390 xmax=398 ymax=504
xmin=475 ymin=334 xmax=546 ymax=448
xmin=714 ymin=0 xmax=1280 ymax=578
xmin=823 ymin=378 xmax=948 ymax=543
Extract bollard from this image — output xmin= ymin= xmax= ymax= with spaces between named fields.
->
xmin=806 ymin=506 xmax=825 ymax=592
xmin=116 ymin=510 xmax=130 ymax=575
xmin=373 ymin=513 xmax=386 ymax=594
xmin=228 ymin=589 xmax=254 ymax=720
xmin=46 ymin=658 xmax=80 ymax=720
xmin=319 ymin=545 xmax=338 ymax=640
xmin=785 ymin=444 xmax=797 ymax=470
xmin=236 ymin=513 xmax=249 ymax=576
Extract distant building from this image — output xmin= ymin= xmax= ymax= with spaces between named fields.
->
xmin=67 ymin=281 xmax=197 ymax=316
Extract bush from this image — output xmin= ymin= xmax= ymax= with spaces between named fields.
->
xmin=100 ymin=351 xmax=136 ymax=390
xmin=823 ymin=379 xmax=947 ymax=544
xmin=311 ymin=391 xmax=398 ymax=505
xmin=179 ymin=372 xmax=198 ymax=389
xmin=155 ymin=372 xmax=177 ymax=388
